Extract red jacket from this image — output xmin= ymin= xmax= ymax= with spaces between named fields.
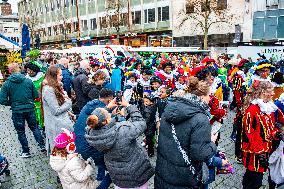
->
xmin=241 ymin=104 xmax=281 ymax=172
xmin=209 ymin=95 xmax=226 ymax=124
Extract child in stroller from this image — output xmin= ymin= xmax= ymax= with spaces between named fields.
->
xmin=0 ymin=153 xmax=10 ymax=186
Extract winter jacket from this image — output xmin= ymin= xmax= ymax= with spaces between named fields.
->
xmin=0 ymin=73 xmax=38 ymax=113
xmin=141 ymin=104 xmax=157 ymax=136
xmin=42 ymin=86 xmax=74 ymax=153
xmin=155 ymin=95 xmax=217 ymax=189
xmin=85 ymin=105 xmax=154 ymax=188
xmin=50 ymin=154 xmax=97 ymax=189
xmin=57 ymin=64 xmax=73 ymax=97
xmin=74 ymin=100 xmax=105 ymax=164
xmin=72 ymin=69 xmax=91 ymax=113
xmin=87 ymin=81 xmax=113 ymax=100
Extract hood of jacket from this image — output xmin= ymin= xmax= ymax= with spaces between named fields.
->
xmin=50 ymin=155 xmax=67 ymax=172
xmin=84 ymin=100 xmax=106 ymax=115
xmin=85 ymin=119 xmax=118 ymax=153
xmin=74 ymin=68 xmax=88 ymax=77
xmin=8 ymin=73 xmax=26 ymax=83
xmin=164 ymin=94 xmax=210 ymax=125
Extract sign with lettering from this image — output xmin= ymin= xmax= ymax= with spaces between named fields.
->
xmin=237 ymin=46 xmax=284 ymax=61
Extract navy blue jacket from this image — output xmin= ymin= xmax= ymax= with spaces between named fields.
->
xmin=74 ymin=99 xmax=106 ymax=163
xmin=56 ymin=64 xmax=73 ymax=96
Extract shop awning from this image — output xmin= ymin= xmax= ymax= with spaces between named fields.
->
xmin=0 ymin=36 xmax=20 ymax=50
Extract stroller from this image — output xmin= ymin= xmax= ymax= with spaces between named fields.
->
xmin=0 ymin=153 xmax=10 ymax=186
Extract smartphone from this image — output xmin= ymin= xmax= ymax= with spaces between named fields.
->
xmin=115 ymin=91 xmax=123 ymax=103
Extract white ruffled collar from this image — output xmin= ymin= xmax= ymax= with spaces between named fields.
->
xmin=251 ymin=74 xmax=271 ymax=82
xmin=272 ymin=82 xmax=284 ymax=88
xmin=26 ymin=72 xmax=44 ymax=82
xmin=251 ymin=98 xmax=278 ymax=114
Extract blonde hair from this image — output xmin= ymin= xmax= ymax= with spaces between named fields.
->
xmin=89 ymin=69 xmax=108 ymax=84
xmin=86 ymin=108 xmax=110 ymax=129
xmin=185 ymin=76 xmax=210 ymax=96
xmin=242 ymin=81 xmax=273 ymax=112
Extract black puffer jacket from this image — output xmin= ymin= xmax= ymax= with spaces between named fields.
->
xmin=155 ymin=95 xmax=217 ymax=189
xmin=72 ymin=69 xmax=91 ymax=113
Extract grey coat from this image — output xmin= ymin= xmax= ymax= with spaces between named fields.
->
xmin=85 ymin=105 xmax=154 ymax=188
xmin=42 ymin=86 xmax=74 ymax=153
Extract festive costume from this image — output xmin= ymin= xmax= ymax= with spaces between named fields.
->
xmin=26 ymin=70 xmax=45 ymax=128
xmin=271 ymin=72 xmax=284 ymax=101
xmin=241 ymin=99 xmax=281 ymax=173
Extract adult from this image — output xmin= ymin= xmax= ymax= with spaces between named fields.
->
xmin=42 ymin=66 xmax=74 ymax=154
xmin=74 ymin=89 xmax=114 ymax=189
xmin=85 ymin=99 xmax=154 ymax=189
xmin=87 ymin=69 xmax=112 ymax=100
xmin=155 ymin=77 xmax=217 ymax=189
xmin=249 ymin=60 xmax=275 ymax=87
xmin=241 ymin=81 xmax=284 ymax=189
xmin=25 ymin=62 xmax=45 ymax=128
xmin=56 ymin=58 xmax=73 ymax=97
xmin=72 ymin=60 xmax=91 ymax=115
xmin=0 ymin=63 xmax=45 ymax=158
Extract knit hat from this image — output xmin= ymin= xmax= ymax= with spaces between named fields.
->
xmin=54 ymin=128 xmax=76 ymax=153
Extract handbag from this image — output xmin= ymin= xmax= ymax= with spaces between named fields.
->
xmin=170 ymin=123 xmax=209 ymax=184
xmin=269 ymin=141 xmax=284 ymax=184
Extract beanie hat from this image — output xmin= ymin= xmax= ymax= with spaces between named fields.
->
xmin=54 ymin=128 xmax=76 ymax=153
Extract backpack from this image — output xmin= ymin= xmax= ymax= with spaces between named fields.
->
xmin=269 ymin=141 xmax=284 ymax=184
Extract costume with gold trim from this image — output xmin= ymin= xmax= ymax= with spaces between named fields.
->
xmin=241 ymin=100 xmax=282 ymax=173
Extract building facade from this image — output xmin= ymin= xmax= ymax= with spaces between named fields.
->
xmin=18 ymin=0 xmax=173 ymax=48
xmin=251 ymin=0 xmax=284 ymax=44
xmin=0 ymin=1 xmax=12 ymax=16
xmin=0 ymin=15 xmax=20 ymax=43
xmin=172 ymin=0 xmax=253 ymax=47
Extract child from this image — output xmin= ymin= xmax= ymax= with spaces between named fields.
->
xmin=50 ymin=129 xmax=98 ymax=189
xmin=150 ymin=76 xmax=163 ymax=98
xmin=175 ymin=75 xmax=186 ymax=90
xmin=157 ymin=87 xmax=171 ymax=119
xmin=141 ymin=95 xmax=157 ymax=157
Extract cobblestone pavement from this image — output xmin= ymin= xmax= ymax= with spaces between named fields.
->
xmin=0 ymin=105 xmax=269 ymax=189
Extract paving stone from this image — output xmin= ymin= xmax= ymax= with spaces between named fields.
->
xmin=0 ymin=106 xmax=270 ymax=188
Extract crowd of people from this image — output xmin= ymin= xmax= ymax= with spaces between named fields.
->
xmin=0 ymin=51 xmax=284 ymax=189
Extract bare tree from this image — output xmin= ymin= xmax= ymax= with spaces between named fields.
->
xmin=179 ymin=0 xmax=234 ymax=49
xmin=105 ymin=0 xmax=131 ymax=42
xmin=26 ymin=15 xmax=39 ymax=48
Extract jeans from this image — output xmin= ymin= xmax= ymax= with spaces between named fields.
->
xmin=12 ymin=111 xmax=45 ymax=153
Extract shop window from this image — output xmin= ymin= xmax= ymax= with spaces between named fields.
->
xmin=186 ymin=2 xmax=194 ymax=14
xmin=90 ymin=18 xmax=97 ymax=30
xmin=148 ymin=8 xmax=155 ymax=23
xmin=217 ymin=0 xmax=227 ymax=10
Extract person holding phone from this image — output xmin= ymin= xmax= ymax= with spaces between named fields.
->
xmin=85 ymin=97 xmax=154 ymax=189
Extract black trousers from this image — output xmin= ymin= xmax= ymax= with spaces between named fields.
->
xmin=243 ymin=169 xmax=263 ymax=189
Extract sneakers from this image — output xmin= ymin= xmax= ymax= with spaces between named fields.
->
xmin=235 ymin=157 xmax=242 ymax=164
xmin=19 ymin=152 xmax=31 ymax=158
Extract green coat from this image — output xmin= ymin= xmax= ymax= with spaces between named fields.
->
xmin=0 ymin=73 xmax=38 ymax=113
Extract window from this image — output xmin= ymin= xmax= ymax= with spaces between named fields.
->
xmin=100 ymin=17 xmax=107 ymax=28
xmin=48 ymin=27 xmax=52 ymax=36
xmin=81 ymin=20 xmax=88 ymax=31
xmin=186 ymin=2 xmax=194 ymax=14
xmin=217 ymin=0 xmax=227 ymax=9
xmin=111 ymin=15 xmax=119 ymax=27
xmin=90 ymin=18 xmax=97 ymax=30
xmin=134 ymin=11 xmax=141 ymax=24
xmin=158 ymin=6 xmax=169 ymax=21
xmin=57 ymin=0 xmax=60 ymax=9
xmin=201 ymin=1 xmax=210 ymax=12
xmin=146 ymin=8 xmax=155 ymax=23
xmin=45 ymin=5 xmax=49 ymax=12
xmin=50 ymin=1 xmax=54 ymax=11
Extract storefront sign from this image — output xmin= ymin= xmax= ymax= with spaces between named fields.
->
xmin=238 ymin=46 xmax=284 ymax=61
